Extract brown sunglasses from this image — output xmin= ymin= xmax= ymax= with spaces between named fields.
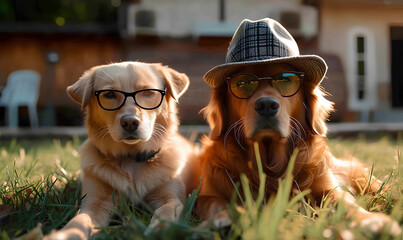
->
xmin=227 ymin=71 xmax=304 ymax=99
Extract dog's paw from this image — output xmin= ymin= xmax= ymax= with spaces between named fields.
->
xmin=198 ymin=210 xmax=232 ymax=229
xmin=15 ymin=223 xmax=43 ymax=240
xmin=359 ymin=213 xmax=401 ymax=236
xmin=146 ymin=202 xmax=184 ymax=235
xmin=213 ymin=211 xmax=232 ymax=228
xmin=148 ymin=217 xmax=162 ymax=230
xmin=44 ymin=228 xmax=91 ymax=240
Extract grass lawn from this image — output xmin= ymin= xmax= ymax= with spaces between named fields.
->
xmin=0 ymin=133 xmax=402 ymax=239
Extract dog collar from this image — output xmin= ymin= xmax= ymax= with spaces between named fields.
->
xmin=128 ymin=150 xmax=160 ymax=163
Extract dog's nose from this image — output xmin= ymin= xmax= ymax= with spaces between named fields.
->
xmin=255 ymin=97 xmax=280 ymax=117
xmin=120 ymin=115 xmax=140 ymax=132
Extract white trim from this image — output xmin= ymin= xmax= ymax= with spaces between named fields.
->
xmin=346 ymin=27 xmax=377 ymax=110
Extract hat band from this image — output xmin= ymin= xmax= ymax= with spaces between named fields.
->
xmin=226 ymin=55 xmax=288 ymax=64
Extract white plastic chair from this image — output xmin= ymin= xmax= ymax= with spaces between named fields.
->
xmin=0 ymin=70 xmax=41 ymax=128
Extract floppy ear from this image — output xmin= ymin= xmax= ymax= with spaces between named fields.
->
xmin=67 ymin=67 xmax=97 ymax=110
xmin=156 ymin=64 xmax=190 ymax=101
xmin=304 ymin=86 xmax=334 ymax=136
xmin=201 ymin=86 xmax=227 ymax=140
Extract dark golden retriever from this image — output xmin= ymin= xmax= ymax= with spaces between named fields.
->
xmin=196 ymin=62 xmax=401 ymax=235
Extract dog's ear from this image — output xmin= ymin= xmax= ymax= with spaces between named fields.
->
xmin=155 ymin=64 xmax=190 ymax=101
xmin=201 ymin=87 xmax=227 ymax=140
xmin=67 ymin=67 xmax=97 ymax=110
xmin=304 ymin=86 xmax=334 ymax=136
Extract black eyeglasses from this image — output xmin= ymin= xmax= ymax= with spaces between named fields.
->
xmin=227 ymin=72 xmax=304 ymax=99
xmin=94 ymin=89 xmax=166 ymax=111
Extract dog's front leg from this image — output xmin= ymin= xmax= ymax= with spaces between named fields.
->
xmin=196 ymin=173 xmax=232 ymax=228
xmin=311 ymin=171 xmax=401 ymax=236
xmin=145 ymin=178 xmax=186 ymax=229
xmin=196 ymin=196 xmax=231 ymax=228
xmin=45 ymin=175 xmax=116 ymax=240
xmin=44 ymin=212 xmax=96 ymax=240
xmin=148 ymin=199 xmax=184 ymax=229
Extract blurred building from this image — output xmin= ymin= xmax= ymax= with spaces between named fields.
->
xmin=0 ymin=0 xmax=122 ymax=126
xmin=123 ymin=0 xmax=318 ymax=39
xmin=119 ymin=0 xmax=327 ymax=123
xmin=318 ymin=0 xmax=403 ymax=122
xmin=0 ymin=0 xmax=402 ymax=126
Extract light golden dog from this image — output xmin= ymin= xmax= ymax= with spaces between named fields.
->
xmin=46 ymin=62 xmax=195 ymax=239
xmin=196 ymin=63 xmax=401 ymax=235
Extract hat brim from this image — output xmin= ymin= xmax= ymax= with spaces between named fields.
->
xmin=203 ymin=55 xmax=328 ymax=88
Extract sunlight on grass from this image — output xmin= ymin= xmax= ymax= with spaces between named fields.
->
xmin=0 ymin=138 xmax=82 ymax=239
xmin=0 ymin=137 xmax=81 ymax=183
xmin=0 ymin=134 xmax=402 ymax=239
xmin=328 ymin=134 xmax=403 ymax=176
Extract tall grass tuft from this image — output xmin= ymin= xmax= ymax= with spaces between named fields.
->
xmin=0 ymin=138 xmax=82 ymax=239
xmin=227 ymin=143 xmax=310 ymax=240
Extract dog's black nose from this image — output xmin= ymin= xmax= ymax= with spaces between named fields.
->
xmin=255 ymin=97 xmax=280 ymax=117
xmin=120 ymin=115 xmax=140 ymax=132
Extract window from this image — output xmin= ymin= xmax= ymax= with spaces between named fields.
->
xmin=356 ymin=36 xmax=366 ymax=100
xmin=347 ymin=27 xmax=376 ymax=111
xmin=135 ymin=10 xmax=155 ymax=28
xmin=391 ymin=26 xmax=403 ymax=107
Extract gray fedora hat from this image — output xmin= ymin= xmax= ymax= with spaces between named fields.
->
xmin=203 ymin=18 xmax=327 ymax=88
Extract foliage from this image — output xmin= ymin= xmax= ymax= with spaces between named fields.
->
xmin=0 ymin=0 xmax=118 ymax=23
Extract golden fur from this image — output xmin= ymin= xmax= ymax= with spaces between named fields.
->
xmin=196 ymin=63 xmax=401 ymax=234
xmin=46 ymin=62 xmax=195 ymax=239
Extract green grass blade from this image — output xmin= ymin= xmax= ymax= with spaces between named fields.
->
xmin=180 ymin=176 xmax=201 ymax=223
xmin=253 ymin=142 xmax=266 ymax=209
xmin=225 ymin=169 xmax=244 ymax=207
xmin=240 ymin=174 xmax=254 ymax=217
xmin=264 ymin=148 xmax=299 ymax=239
xmin=287 ymin=189 xmax=311 ymax=209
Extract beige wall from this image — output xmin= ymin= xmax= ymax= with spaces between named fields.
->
xmin=319 ymin=4 xmax=403 ymax=110
xmin=127 ymin=0 xmax=317 ymax=39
